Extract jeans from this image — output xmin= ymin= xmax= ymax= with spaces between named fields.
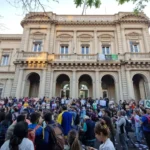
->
xmin=119 ymin=133 xmax=128 ymax=150
xmin=135 ymin=127 xmax=141 ymax=142
xmin=143 ymin=131 xmax=150 ymax=149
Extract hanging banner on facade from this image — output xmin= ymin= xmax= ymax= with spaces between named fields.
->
xmin=144 ymin=100 xmax=150 ymax=108
xmin=98 ymin=54 xmax=118 ymax=61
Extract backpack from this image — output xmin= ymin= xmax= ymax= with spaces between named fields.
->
xmin=144 ymin=115 xmax=150 ymax=129
xmin=74 ymin=114 xmax=80 ymax=125
xmin=28 ymin=125 xmax=40 ymax=145
xmin=49 ymin=124 xmax=65 ymax=150
xmin=125 ymin=119 xmax=133 ymax=132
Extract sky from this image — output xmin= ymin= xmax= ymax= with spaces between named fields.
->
xmin=0 ymin=0 xmax=150 ymax=34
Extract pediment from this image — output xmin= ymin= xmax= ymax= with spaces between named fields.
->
xmin=126 ymin=32 xmax=140 ymax=36
xmin=57 ymin=34 xmax=73 ymax=38
xmin=25 ymin=13 xmax=51 ymax=20
xmin=120 ymin=14 xmax=149 ymax=21
xmin=32 ymin=31 xmax=46 ymax=35
xmin=78 ymin=34 xmax=93 ymax=38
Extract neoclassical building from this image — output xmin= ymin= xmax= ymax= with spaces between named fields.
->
xmin=0 ymin=12 xmax=150 ymax=102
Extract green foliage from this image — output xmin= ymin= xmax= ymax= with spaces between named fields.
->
xmin=74 ymin=0 xmax=101 ymax=8
xmin=74 ymin=0 xmax=149 ymax=12
xmin=117 ymin=0 xmax=149 ymax=12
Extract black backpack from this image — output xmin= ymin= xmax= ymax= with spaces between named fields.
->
xmin=125 ymin=119 xmax=133 ymax=132
xmin=74 ymin=114 xmax=80 ymax=125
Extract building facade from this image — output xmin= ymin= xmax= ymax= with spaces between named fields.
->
xmin=0 ymin=12 xmax=150 ymax=102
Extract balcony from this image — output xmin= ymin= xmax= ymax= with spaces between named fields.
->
xmin=53 ymin=54 xmax=97 ymax=62
xmin=124 ymin=52 xmax=150 ymax=61
xmin=16 ymin=51 xmax=48 ymax=61
xmin=15 ymin=51 xmax=150 ymax=63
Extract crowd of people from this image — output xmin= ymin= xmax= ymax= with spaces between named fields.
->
xmin=0 ymin=96 xmax=150 ymax=150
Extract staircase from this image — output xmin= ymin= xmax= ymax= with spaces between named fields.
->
xmin=45 ymin=70 xmax=51 ymax=97
xmin=120 ymin=66 xmax=128 ymax=100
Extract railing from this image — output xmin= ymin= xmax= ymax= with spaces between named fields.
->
xmin=17 ymin=51 xmax=48 ymax=60
xmin=124 ymin=52 xmax=150 ymax=61
xmin=16 ymin=51 xmax=150 ymax=62
xmin=54 ymin=54 xmax=98 ymax=61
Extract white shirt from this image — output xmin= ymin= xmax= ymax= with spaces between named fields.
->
xmin=61 ymin=99 xmax=65 ymax=104
xmin=0 ymin=138 xmax=34 ymax=150
xmin=99 ymin=138 xmax=115 ymax=150
xmin=81 ymin=99 xmax=85 ymax=105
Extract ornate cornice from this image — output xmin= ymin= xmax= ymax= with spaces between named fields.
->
xmin=21 ymin=12 xmax=150 ymax=27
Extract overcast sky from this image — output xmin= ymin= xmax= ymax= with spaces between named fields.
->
xmin=0 ymin=0 xmax=150 ymax=34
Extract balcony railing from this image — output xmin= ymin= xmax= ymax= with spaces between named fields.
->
xmin=54 ymin=54 xmax=97 ymax=61
xmin=124 ymin=52 xmax=150 ymax=61
xmin=17 ymin=51 xmax=48 ymax=60
xmin=15 ymin=51 xmax=150 ymax=62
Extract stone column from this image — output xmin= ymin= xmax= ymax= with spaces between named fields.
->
xmin=126 ymin=70 xmax=135 ymax=100
xmin=72 ymin=71 xmax=76 ymax=98
xmin=94 ymin=30 xmax=97 ymax=54
xmin=73 ymin=30 xmax=77 ymax=53
xmin=115 ymin=81 xmax=120 ymax=103
xmin=118 ymin=71 xmax=123 ymax=100
xmin=16 ymin=69 xmax=23 ymax=98
xmin=23 ymin=28 xmax=30 ymax=52
xmin=4 ymin=79 xmax=12 ymax=97
xmin=100 ymin=82 xmax=103 ymax=98
xmin=121 ymin=27 xmax=127 ymax=53
xmin=45 ymin=26 xmax=51 ymax=52
xmin=142 ymin=28 xmax=149 ymax=53
xmin=49 ymin=71 xmax=54 ymax=98
xmin=76 ymin=81 xmax=79 ymax=99
xmin=21 ymin=79 xmax=26 ymax=98
xmin=92 ymin=79 xmax=96 ymax=99
xmin=40 ymin=69 xmax=46 ymax=98
xmin=95 ymin=71 xmax=100 ymax=98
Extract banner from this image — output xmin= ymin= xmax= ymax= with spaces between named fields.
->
xmin=98 ymin=54 xmax=118 ymax=61
xmin=144 ymin=100 xmax=150 ymax=108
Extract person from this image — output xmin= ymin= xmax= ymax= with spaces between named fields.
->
xmin=133 ymin=109 xmax=142 ymax=143
xmin=116 ymin=110 xmax=128 ymax=150
xmin=141 ymin=108 xmax=150 ymax=149
xmin=82 ymin=115 xmax=95 ymax=147
xmin=101 ymin=109 xmax=115 ymax=146
xmin=57 ymin=105 xmax=72 ymax=136
xmin=0 ymin=113 xmax=12 ymax=147
xmin=0 ymin=121 xmax=34 ymax=150
xmin=43 ymin=112 xmax=64 ymax=150
xmin=65 ymin=130 xmax=82 ymax=150
xmin=88 ymin=122 xmax=115 ymax=150
xmin=5 ymin=115 xmax=26 ymax=141
xmin=28 ymin=112 xmax=43 ymax=150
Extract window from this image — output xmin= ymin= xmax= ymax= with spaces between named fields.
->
xmin=1 ymin=55 xmax=9 ymax=66
xmin=33 ymin=40 xmax=42 ymax=52
xmin=130 ymin=41 xmax=140 ymax=53
xmin=81 ymin=46 xmax=89 ymax=54
xmin=102 ymin=46 xmax=110 ymax=55
xmin=60 ymin=46 xmax=68 ymax=54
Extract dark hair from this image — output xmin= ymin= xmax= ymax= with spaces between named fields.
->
xmin=17 ymin=115 xmax=25 ymax=122
xmin=62 ymin=105 xmax=67 ymax=111
xmin=44 ymin=112 xmax=52 ymax=122
xmin=30 ymin=112 xmax=40 ymax=123
xmin=94 ymin=122 xmax=109 ymax=137
xmin=103 ymin=109 xmax=111 ymax=117
xmin=68 ymin=130 xmax=80 ymax=150
xmin=9 ymin=121 xmax=28 ymax=150
xmin=0 ymin=112 xmax=5 ymax=122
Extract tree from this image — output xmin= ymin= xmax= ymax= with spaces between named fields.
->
xmin=74 ymin=0 xmax=149 ymax=14
xmin=3 ymin=0 xmax=150 ymax=14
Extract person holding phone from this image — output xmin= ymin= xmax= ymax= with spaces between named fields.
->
xmin=88 ymin=122 xmax=115 ymax=150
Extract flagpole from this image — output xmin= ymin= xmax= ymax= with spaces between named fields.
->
xmin=82 ymin=0 xmax=87 ymax=15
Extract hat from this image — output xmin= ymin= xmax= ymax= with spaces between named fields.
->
xmin=84 ymin=115 xmax=90 ymax=120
